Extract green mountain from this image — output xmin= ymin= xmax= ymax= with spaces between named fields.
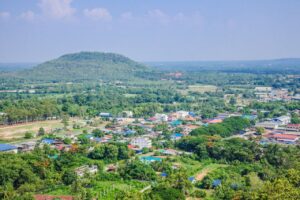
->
xmin=18 ymin=52 xmax=151 ymax=82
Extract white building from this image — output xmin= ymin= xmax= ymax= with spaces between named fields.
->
xmin=154 ymin=113 xmax=169 ymax=122
xmin=255 ymin=87 xmax=272 ymax=92
xmin=75 ymin=165 xmax=98 ymax=177
xmin=176 ymin=111 xmax=189 ymax=120
xmin=272 ymin=116 xmax=291 ymax=125
xmin=256 ymin=122 xmax=279 ymax=129
xmin=130 ymin=137 xmax=152 ymax=149
xmin=123 ymin=111 xmax=133 ymax=118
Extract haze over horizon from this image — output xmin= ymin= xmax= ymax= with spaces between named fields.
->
xmin=1 ymin=0 xmax=300 ymax=62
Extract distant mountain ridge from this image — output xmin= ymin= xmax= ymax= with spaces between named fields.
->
xmin=16 ymin=52 xmax=151 ymax=81
xmin=147 ymin=58 xmax=300 ymax=73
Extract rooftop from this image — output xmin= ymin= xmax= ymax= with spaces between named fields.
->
xmin=0 ymin=144 xmax=17 ymax=151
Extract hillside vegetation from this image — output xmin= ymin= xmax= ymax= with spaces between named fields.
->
xmin=17 ymin=52 xmax=152 ymax=82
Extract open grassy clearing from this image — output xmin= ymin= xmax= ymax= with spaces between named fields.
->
xmin=0 ymin=120 xmax=63 ymax=140
xmin=47 ymin=180 xmax=148 ymax=199
xmin=178 ymin=84 xmax=218 ymax=95
xmin=194 ymin=163 xmax=227 ymax=181
xmin=0 ymin=118 xmax=92 ymax=141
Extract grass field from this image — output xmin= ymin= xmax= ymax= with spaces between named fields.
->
xmin=48 ymin=180 xmax=148 ymax=199
xmin=0 ymin=120 xmax=64 ymax=140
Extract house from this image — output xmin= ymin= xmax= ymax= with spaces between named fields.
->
xmin=185 ymin=115 xmax=196 ymax=121
xmin=160 ymin=148 xmax=181 ymax=156
xmin=130 ymin=137 xmax=152 ymax=149
xmin=188 ymin=176 xmax=196 ymax=184
xmin=183 ymin=124 xmax=200 ymax=134
xmin=217 ymin=113 xmax=232 ymax=119
xmin=41 ymin=138 xmax=56 ymax=145
xmin=272 ymin=116 xmax=291 ymax=125
xmin=171 ymin=133 xmax=184 ymax=140
xmin=266 ymin=133 xmax=299 ymax=144
xmin=255 ymin=87 xmax=272 ymax=92
xmin=287 ymin=124 xmax=300 ymax=131
xmin=203 ymin=118 xmax=223 ymax=124
xmin=17 ymin=141 xmax=36 ymax=152
xmin=256 ymin=121 xmax=279 ymax=129
xmin=75 ymin=165 xmax=98 ymax=177
xmin=170 ymin=120 xmax=182 ymax=127
xmin=154 ymin=113 xmax=169 ymax=122
xmin=161 ymin=172 xmax=168 ymax=177
xmin=122 ymin=111 xmax=133 ymax=118
xmin=99 ymin=112 xmax=111 ymax=118
xmin=177 ymin=111 xmax=189 ymax=120
xmin=0 ymin=144 xmax=18 ymax=153
xmin=140 ymin=156 xmax=162 ymax=163
xmin=34 ymin=195 xmax=74 ymax=200
xmin=106 ymin=164 xmax=117 ymax=172
xmin=212 ymin=179 xmax=222 ymax=188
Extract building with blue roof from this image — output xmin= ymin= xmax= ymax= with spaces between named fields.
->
xmin=124 ymin=129 xmax=136 ymax=135
xmin=41 ymin=138 xmax=55 ymax=145
xmin=188 ymin=176 xmax=196 ymax=183
xmin=140 ymin=156 xmax=162 ymax=163
xmin=160 ymin=172 xmax=167 ymax=177
xmin=171 ymin=133 xmax=184 ymax=140
xmin=212 ymin=179 xmax=222 ymax=187
xmin=0 ymin=144 xmax=18 ymax=153
xmin=171 ymin=120 xmax=182 ymax=127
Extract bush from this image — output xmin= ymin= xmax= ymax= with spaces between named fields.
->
xmin=24 ymin=132 xmax=34 ymax=139
xmin=194 ymin=190 xmax=207 ymax=198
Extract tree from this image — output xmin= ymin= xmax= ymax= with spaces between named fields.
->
xmin=24 ymin=132 xmax=34 ymax=139
xmin=229 ymin=97 xmax=237 ymax=105
xmin=62 ymin=171 xmax=77 ymax=185
xmin=119 ymin=159 xmax=156 ymax=181
xmin=92 ymin=129 xmax=104 ymax=137
xmin=63 ymin=138 xmax=72 ymax=144
xmin=61 ymin=115 xmax=69 ymax=130
xmin=255 ymin=127 xmax=265 ymax=135
xmin=38 ymin=127 xmax=45 ymax=136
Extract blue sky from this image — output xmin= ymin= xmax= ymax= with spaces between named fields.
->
xmin=0 ymin=0 xmax=300 ymax=62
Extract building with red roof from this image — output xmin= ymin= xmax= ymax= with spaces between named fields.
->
xmin=266 ymin=133 xmax=299 ymax=144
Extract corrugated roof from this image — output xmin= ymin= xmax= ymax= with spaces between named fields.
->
xmin=0 ymin=144 xmax=17 ymax=151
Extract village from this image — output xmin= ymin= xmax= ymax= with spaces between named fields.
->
xmin=1 ymin=105 xmax=299 ymax=173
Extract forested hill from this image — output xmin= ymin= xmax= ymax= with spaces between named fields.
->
xmin=16 ymin=52 xmax=152 ymax=82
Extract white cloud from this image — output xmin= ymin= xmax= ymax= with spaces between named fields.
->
xmin=38 ymin=0 xmax=76 ymax=19
xmin=20 ymin=11 xmax=36 ymax=21
xmin=0 ymin=11 xmax=10 ymax=20
xmin=83 ymin=8 xmax=112 ymax=21
xmin=147 ymin=9 xmax=169 ymax=24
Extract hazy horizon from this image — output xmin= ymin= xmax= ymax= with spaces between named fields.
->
xmin=1 ymin=0 xmax=300 ymax=62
